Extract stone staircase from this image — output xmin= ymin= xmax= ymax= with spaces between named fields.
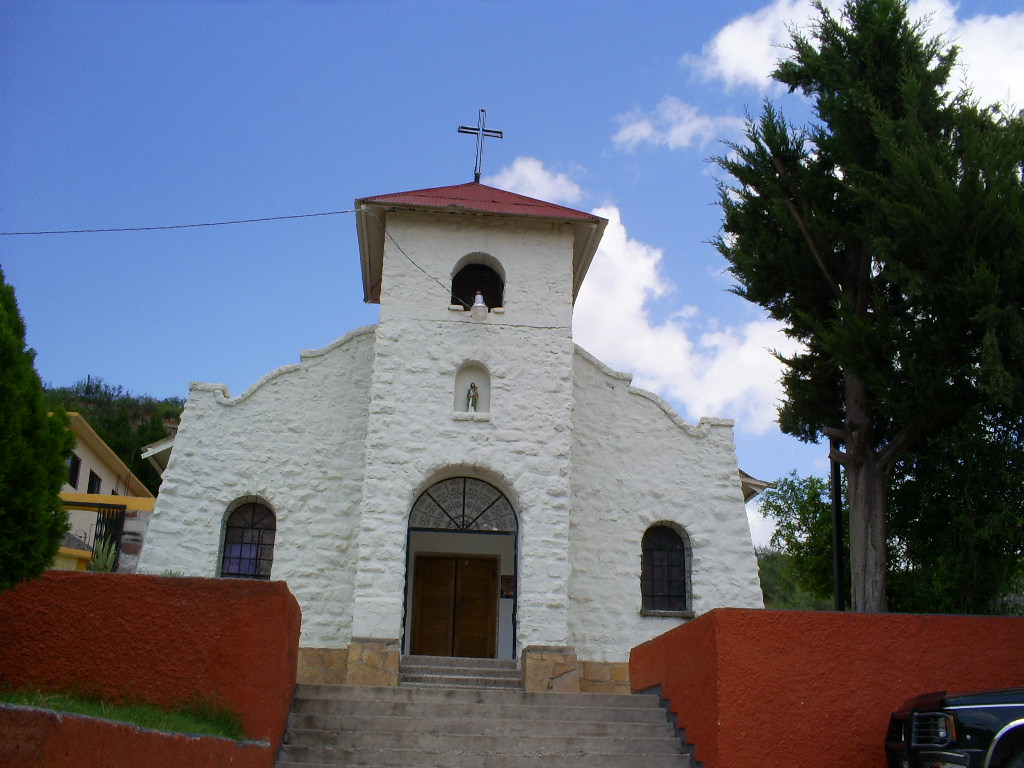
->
xmin=275 ymin=656 xmax=693 ymax=767
xmin=399 ymin=654 xmax=522 ymax=690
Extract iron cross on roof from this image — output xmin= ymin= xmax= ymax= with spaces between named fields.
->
xmin=458 ymin=109 xmax=503 ymax=183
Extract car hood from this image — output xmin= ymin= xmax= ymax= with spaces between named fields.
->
xmin=944 ymin=688 xmax=1024 ymax=708
xmin=896 ymin=688 xmax=1024 ymax=713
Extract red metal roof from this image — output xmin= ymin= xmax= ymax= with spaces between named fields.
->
xmin=359 ymin=182 xmax=600 ymax=222
xmin=355 ymin=181 xmax=608 ymax=305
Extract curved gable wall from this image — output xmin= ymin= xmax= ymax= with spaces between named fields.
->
xmin=138 ymin=327 xmax=376 ymax=648
xmin=569 ymin=346 xmax=762 ymax=661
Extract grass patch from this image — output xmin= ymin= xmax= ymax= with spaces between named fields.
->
xmin=0 ymin=688 xmax=247 ymax=741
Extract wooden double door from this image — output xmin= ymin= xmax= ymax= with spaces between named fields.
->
xmin=410 ymin=554 xmax=498 ymax=658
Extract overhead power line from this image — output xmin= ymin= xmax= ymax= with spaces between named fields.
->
xmin=0 ymin=209 xmax=355 ymax=236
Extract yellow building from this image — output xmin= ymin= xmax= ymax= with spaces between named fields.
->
xmin=52 ymin=413 xmax=155 ymax=572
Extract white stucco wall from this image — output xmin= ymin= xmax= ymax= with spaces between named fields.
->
xmin=568 ymin=347 xmax=763 ymax=662
xmin=352 ymin=211 xmax=578 ymax=651
xmin=137 ymin=326 xmax=375 ymax=647
xmin=136 ymin=203 xmax=763 ymax=662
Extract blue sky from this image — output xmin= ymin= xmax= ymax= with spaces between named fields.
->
xmin=3 ymin=0 xmax=1022 ymax=543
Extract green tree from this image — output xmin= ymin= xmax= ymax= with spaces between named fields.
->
xmin=887 ymin=411 xmax=1024 ymax=614
xmin=756 ymin=545 xmax=833 ymax=611
xmin=0 ymin=267 xmax=75 ymax=591
xmin=714 ymin=0 xmax=1024 ymax=611
xmin=760 ymin=424 xmax=1024 ymax=613
xmin=759 ymin=472 xmax=849 ymax=605
xmin=44 ymin=377 xmax=183 ymax=495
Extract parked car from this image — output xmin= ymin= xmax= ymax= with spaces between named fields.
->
xmin=886 ymin=688 xmax=1024 ymax=768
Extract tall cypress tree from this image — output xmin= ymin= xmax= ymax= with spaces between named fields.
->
xmin=714 ymin=0 xmax=1024 ymax=611
xmin=0 ymin=267 xmax=75 ymax=591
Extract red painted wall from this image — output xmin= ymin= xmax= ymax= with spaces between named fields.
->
xmin=0 ymin=705 xmax=273 ymax=768
xmin=0 ymin=571 xmax=300 ymax=752
xmin=631 ymin=608 xmax=1024 ymax=768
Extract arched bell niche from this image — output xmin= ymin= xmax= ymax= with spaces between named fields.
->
xmin=454 ymin=361 xmax=490 ymax=413
xmin=450 ymin=253 xmax=505 ymax=311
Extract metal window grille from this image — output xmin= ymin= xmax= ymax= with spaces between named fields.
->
xmin=409 ymin=477 xmax=518 ymax=533
xmin=93 ymin=506 xmax=125 ymax=570
xmin=641 ymin=525 xmax=687 ymax=612
xmin=221 ymin=503 xmax=276 ymax=580
xmin=63 ymin=500 xmax=126 ymax=570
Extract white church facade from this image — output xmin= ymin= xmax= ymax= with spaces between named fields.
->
xmin=138 ymin=182 xmax=763 ymax=692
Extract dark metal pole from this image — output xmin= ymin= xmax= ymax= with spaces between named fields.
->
xmin=830 ymin=436 xmax=845 ymax=611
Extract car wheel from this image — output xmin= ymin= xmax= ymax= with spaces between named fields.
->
xmin=1004 ymin=750 xmax=1024 ymax=768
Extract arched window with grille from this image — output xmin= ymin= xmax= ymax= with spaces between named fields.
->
xmin=220 ymin=502 xmax=276 ymax=580
xmin=641 ymin=524 xmax=690 ymax=613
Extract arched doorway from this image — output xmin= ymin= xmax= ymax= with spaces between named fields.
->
xmin=404 ymin=477 xmax=517 ymax=659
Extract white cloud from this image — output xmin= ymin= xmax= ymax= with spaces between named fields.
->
xmin=683 ymin=0 xmax=820 ymax=90
xmin=483 ymin=157 xmax=583 ymax=204
xmin=613 ymin=97 xmax=745 ymax=151
xmin=609 ymin=1 xmax=1023 ymax=154
xmin=908 ymin=0 xmax=958 ymax=32
xmin=573 ymin=204 xmax=799 ymax=434
xmin=487 ymin=157 xmax=797 ymax=433
xmin=946 ymin=8 xmax=1024 ymax=108
xmin=686 ymin=0 xmax=1023 ymax=108
xmin=747 ymin=502 xmax=776 ymax=548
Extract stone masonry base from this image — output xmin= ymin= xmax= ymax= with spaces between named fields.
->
xmin=296 ymin=647 xmax=349 ymax=685
xmin=521 ymin=647 xmax=629 ymax=694
xmin=296 ymin=643 xmax=629 ymax=694
xmin=579 ymin=659 xmax=631 ymax=694
xmin=522 ymin=646 xmax=579 ymax=692
xmin=346 ymin=638 xmax=401 ymax=687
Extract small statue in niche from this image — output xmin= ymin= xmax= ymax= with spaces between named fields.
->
xmin=467 ymin=382 xmax=479 ymax=412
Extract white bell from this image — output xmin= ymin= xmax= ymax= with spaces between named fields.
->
xmin=471 ymin=291 xmax=488 ymax=320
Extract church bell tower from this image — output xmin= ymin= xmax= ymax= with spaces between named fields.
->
xmin=350 ymin=182 xmax=606 ymax=661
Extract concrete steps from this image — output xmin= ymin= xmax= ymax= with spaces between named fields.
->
xmin=399 ymin=654 xmax=522 ymax=690
xmin=275 ymin=682 xmax=692 ymax=767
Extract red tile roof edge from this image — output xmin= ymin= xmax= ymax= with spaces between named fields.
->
xmin=359 ymin=182 xmax=601 ymax=222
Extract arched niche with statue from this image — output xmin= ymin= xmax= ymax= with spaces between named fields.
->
xmin=454 ymin=361 xmax=490 ymax=414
